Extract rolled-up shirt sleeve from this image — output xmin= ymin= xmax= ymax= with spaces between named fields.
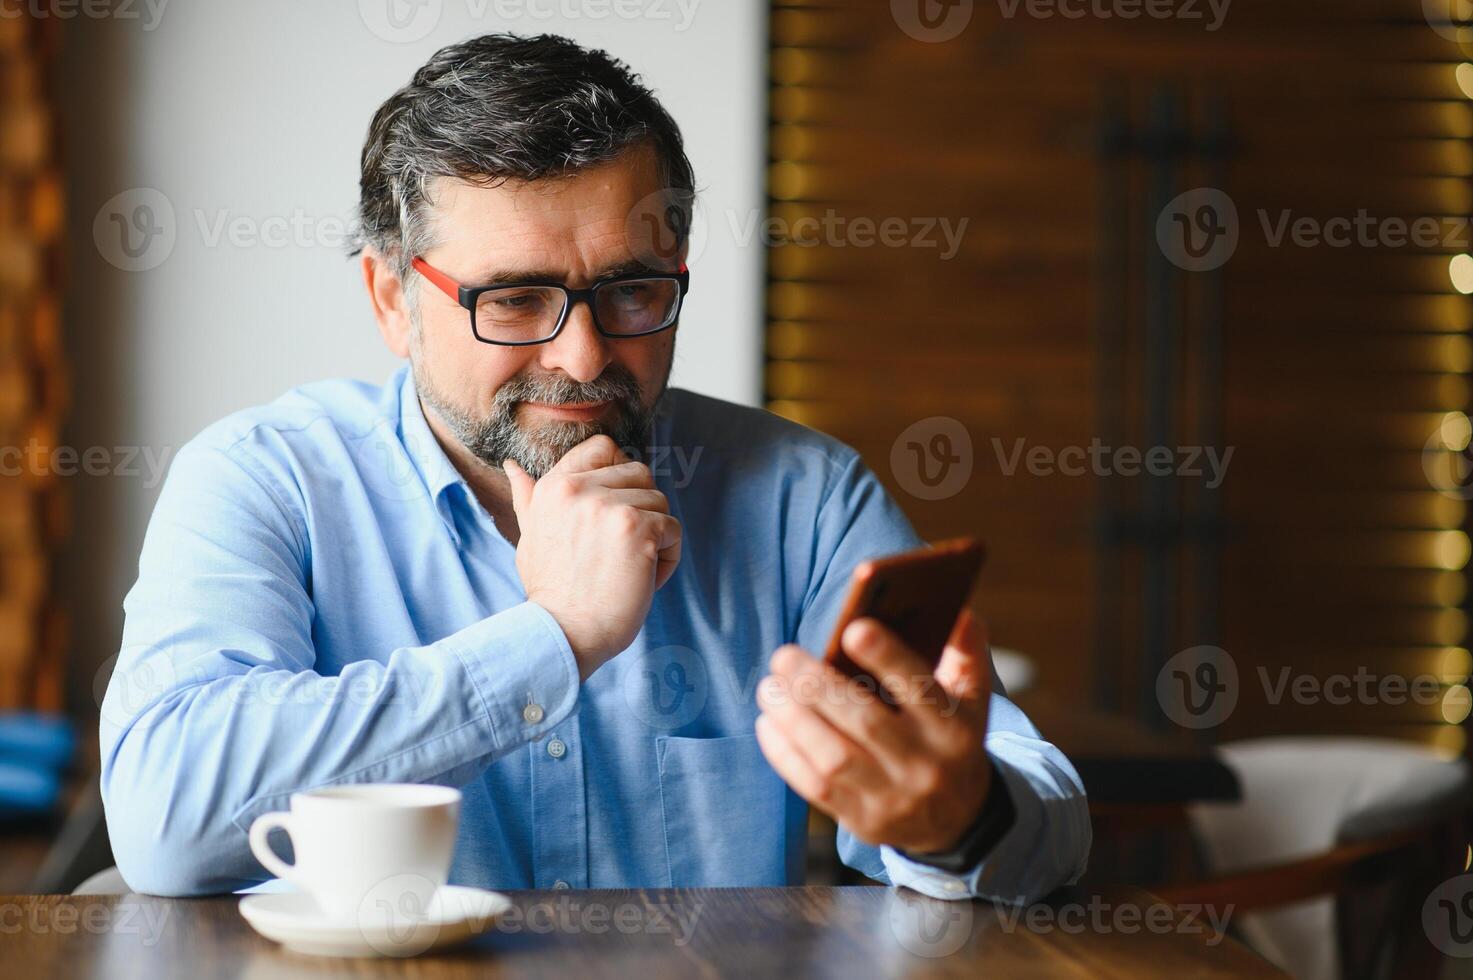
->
xmin=99 ymin=441 xmax=578 ymax=897
xmin=793 ymin=450 xmax=1091 ymax=902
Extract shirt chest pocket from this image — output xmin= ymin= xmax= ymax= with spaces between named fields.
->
xmin=655 ymin=733 xmax=787 ymax=887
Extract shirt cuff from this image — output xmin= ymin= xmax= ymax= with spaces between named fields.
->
xmin=879 ymin=754 xmax=1038 ymax=901
xmin=442 ymin=600 xmax=580 ymax=751
xmin=899 ymin=758 xmax=1015 ymax=873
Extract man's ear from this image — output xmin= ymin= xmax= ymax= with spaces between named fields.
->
xmin=362 ymin=247 xmax=412 ymax=359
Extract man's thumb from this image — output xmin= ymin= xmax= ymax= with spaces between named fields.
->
xmin=936 ymin=608 xmax=991 ymax=702
xmin=504 ymin=458 xmax=534 ymax=517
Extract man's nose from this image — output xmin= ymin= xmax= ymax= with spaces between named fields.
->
xmin=537 ymin=299 xmax=612 ymax=384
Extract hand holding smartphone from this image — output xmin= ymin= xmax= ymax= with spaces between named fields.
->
xmin=822 ymin=538 xmax=986 ymax=702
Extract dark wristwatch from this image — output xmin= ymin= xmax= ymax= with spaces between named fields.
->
xmin=900 ymin=761 xmax=1016 ymax=874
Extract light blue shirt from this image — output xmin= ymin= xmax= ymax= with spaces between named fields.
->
xmin=100 ymin=367 xmax=1089 ymax=901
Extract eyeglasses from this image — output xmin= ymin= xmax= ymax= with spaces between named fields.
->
xmin=411 ymin=256 xmax=691 ymax=347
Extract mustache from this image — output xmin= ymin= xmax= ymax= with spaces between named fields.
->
xmin=493 ymin=367 xmax=643 ymax=411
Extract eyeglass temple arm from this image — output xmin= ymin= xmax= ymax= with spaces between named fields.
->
xmin=411 ymin=257 xmax=463 ymax=304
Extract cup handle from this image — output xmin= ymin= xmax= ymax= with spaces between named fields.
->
xmin=248 ymin=811 xmax=302 ymax=884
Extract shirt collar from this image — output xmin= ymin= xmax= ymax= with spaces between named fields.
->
xmin=395 ymin=367 xmax=470 ymax=535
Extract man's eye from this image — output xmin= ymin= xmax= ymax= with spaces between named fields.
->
xmin=489 ymin=291 xmax=544 ymax=311
xmin=613 ymin=283 xmax=652 ymax=301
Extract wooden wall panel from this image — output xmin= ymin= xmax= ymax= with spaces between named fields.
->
xmin=766 ymin=0 xmax=1472 ymax=747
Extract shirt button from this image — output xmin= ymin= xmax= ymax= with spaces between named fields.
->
xmin=522 ymin=702 xmax=545 ymax=725
xmin=547 ymin=737 xmax=567 ymax=759
xmin=553 ymin=880 xmax=570 ymax=890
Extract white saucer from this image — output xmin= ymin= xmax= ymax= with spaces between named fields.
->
xmin=239 ymin=885 xmax=512 ymax=958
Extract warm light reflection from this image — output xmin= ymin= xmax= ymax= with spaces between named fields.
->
xmin=1443 ymin=684 xmax=1472 ymax=724
xmin=1434 ymin=724 xmax=1468 ymax=759
xmin=1450 ymin=253 xmax=1473 ymax=293
xmin=1436 ymin=529 xmax=1472 ymax=569
xmin=1444 ymin=335 xmax=1473 ymax=372
xmin=768 ymin=161 xmax=807 ymax=201
xmin=1440 ymin=609 xmax=1470 ymax=646
xmin=1443 ymin=411 xmax=1473 ymax=451
xmin=1457 ymin=62 xmax=1473 ymax=99
xmin=1440 ymin=375 xmax=1472 ymax=409
xmin=1438 ymin=569 xmax=1470 ymax=606
xmin=1442 ymin=646 xmax=1473 ymax=681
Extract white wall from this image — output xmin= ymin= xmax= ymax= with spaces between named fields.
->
xmin=59 ymin=1 xmax=767 ymax=700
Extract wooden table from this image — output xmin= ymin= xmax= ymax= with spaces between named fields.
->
xmin=1 ymin=886 xmax=1282 ymax=977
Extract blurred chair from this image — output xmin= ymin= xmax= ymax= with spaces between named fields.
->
xmin=1158 ymin=737 xmax=1473 ymax=980
xmin=28 ymin=778 xmax=114 ymax=894
xmin=72 ymin=865 xmax=130 ymax=895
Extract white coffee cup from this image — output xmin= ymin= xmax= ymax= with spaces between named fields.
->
xmin=248 ymin=783 xmax=461 ymax=923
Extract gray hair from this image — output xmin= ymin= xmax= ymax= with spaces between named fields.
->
xmin=350 ymin=33 xmax=697 ymax=293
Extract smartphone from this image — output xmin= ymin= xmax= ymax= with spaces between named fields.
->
xmin=822 ymin=538 xmax=987 ymax=701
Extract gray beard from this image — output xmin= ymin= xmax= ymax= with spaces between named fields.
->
xmin=414 ymin=361 xmax=665 ymax=478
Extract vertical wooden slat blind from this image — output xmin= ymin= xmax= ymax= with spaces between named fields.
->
xmin=766 ymin=1 xmax=1471 ymax=748
xmin=0 ymin=8 xmax=65 ymax=711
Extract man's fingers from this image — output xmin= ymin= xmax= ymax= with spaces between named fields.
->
xmin=604 ymin=488 xmax=670 ymax=514
xmin=552 ymin=434 xmax=628 ymax=475
xmin=655 ymin=536 xmax=682 ymax=590
xmin=766 ymin=645 xmax=917 ymax=764
xmin=754 ymin=714 xmax=860 ymax=819
xmin=935 ymin=608 xmax=991 ymax=704
xmin=504 ymin=458 xmax=534 ymax=520
xmin=841 ymin=618 xmax=946 ymax=713
xmin=585 ymin=460 xmax=656 ymax=491
xmin=757 ymin=675 xmax=882 ymax=788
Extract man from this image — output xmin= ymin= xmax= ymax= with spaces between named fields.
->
xmin=100 ymin=33 xmax=1089 ymax=901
